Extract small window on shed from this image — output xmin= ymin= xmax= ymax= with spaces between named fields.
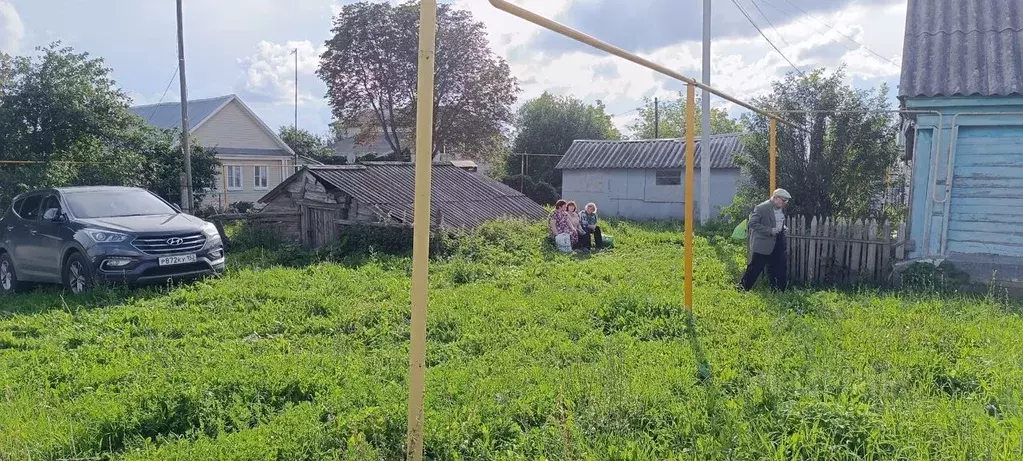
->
xmin=655 ymin=169 xmax=682 ymax=186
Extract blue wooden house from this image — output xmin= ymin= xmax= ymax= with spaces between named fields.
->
xmin=900 ymin=0 xmax=1023 ymax=287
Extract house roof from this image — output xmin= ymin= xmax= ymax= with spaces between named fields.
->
xmin=130 ymin=95 xmax=234 ymax=131
xmin=259 ymin=162 xmax=547 ymax=229
xmin=900 ymin=0 xmax=1023 ymax=98
xmin=555 ymin=133 xmax=745 ymax=170
xmin=130 ymin=94 xmax=296 ymax=156
xmin=329 ymin=132 xmax=398 ymax=157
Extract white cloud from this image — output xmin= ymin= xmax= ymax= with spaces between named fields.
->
xmin=235 ymin=40 xmax=326 ymax=106
xmin=463 ymin=0 xmax=905 ymax=134
xmin=0 ymin=1 xmax=25 ymax=55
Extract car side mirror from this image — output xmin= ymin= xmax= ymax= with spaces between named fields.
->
xmin=43 ymin=208 xmax=64 ymax=222
xmin=171 ymin=203 xmax=182 ymax=213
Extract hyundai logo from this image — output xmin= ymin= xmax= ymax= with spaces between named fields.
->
xmin=166 ymin=237 xmax=185 ymax=246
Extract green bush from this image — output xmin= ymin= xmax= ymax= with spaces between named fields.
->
xmin=229 ymin=222 xmax=288 ymax=252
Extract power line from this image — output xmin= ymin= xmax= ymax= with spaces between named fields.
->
xmin=609 ymin=105 xmax=642 ymax=117
xmin=732 ymin=0 xmax=802 ymax=75
xmin=748 ymin=0 xmax=792 ymax=48
xmin=773 ymin=0 xmax=901 ymax=68
xmin=148 ymin=67 xmax=179 ymax=122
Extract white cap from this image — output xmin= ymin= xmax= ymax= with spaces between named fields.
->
xmin=773 ymin=188 xmax=792 ymax=200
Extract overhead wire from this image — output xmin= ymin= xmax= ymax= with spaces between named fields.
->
xmin=612 ymin=106 xmax=643 ymax=118
xmin=147 ymin=67 xmax=179 ymax=122
xmin=768 ymin=0 xmax=901 ymax=68
xmin=747 ymin=0 xmax=793 ymax=48
xmin=732 ymin=0 xmax=802 ymax=75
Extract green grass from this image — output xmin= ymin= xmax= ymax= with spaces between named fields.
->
xmin=1 ymin=220 xmax=1022 ymax=460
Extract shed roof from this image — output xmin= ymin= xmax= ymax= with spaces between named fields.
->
xmin=260 ymin=162 xmax=547 ymax=229
xmin=555 ymin=133 xmax=744 ymax=170
xmin=900 ymin=0 xmax=1023 ymax=98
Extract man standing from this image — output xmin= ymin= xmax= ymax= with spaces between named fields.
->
xmin=740 ymin=188 xmax=791 ymax=291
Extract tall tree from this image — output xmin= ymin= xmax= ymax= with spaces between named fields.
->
xmin=628 ymin=93 xmax=742 ymax=139
xmin=731 ymin=67 xmax=900 ymax=220
xmin=506 ymin=92 xmax=620 ymax=203
xmin=0 ymin=43 xmax=219 ymax=209
xmin=278 ymin=126 xmax=340 ymax=163
xmin=318 ymin=1 xmax=518 ymax=160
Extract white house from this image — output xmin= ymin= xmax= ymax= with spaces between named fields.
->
xmin=131 ymin=94 xmax=305 ymax=209
xmin=556 ymin=134 xmax=745 ymax=220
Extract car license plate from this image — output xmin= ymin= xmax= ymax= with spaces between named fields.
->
xmin=158 ymin=254 xmax=197 ymax=266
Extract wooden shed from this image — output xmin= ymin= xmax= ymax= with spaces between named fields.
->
xmin=256 ymin=162 xmax=548 ymax=247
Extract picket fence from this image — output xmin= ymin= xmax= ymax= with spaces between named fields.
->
xmin=784 ymin=216 xmax=907 ymax=286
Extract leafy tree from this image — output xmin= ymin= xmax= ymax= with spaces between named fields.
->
xmin=278 ymin=126 xmax=339 ymax=163
xmin=507 ymin=92 xmax=620 ymax=202
xmin=0 ymin=43 xmax=219 ymax=209
xmin=628 ymin=93 xmax=742 ymax=139
xmin=131 ymin=127 xmax=220 ymax=207
xmin=319 ymin=1 xmax=518 ymax=160
xmin=730 ymin=67 xmax=900 ymax=220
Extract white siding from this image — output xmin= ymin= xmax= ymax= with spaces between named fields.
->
xmin=192 ymin=100 xmax=282 ymax=150
xmin=210 ymin=158 xmax=290 ymax=209
xmin=562 ymin=168 xmax=740 ymax=220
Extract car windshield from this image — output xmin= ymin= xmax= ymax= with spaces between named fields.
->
xmin=64 ymin=190 xmax=177 ymax=219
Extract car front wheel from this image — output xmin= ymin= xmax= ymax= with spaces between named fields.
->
xmin=0 ymin=253 xmax=23 ymax=294
xmin=63 ymin=253 xmax=93 ymax=294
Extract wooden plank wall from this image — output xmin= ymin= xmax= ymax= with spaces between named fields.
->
xmin=785 ymin=216 xmax=907 ymax=287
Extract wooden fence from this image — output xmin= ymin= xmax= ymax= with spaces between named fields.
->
xmin=784 ymin=216 xmax=907 ymax=286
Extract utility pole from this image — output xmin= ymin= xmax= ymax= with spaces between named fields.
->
xmin=176 ymin=0 xmax=193 ymax=213
xmin=292 ymin=48 xmax=299 ymax=167
xmin=654 ymin=97 xmax=659 ymax=138
xmin=700 ymin=0 xmax=712 ymax=224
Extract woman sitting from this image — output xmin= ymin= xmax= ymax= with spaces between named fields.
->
xmin=548 ymin=199 xmax=578 ymax=249
xmin=578 ymin=202 xmax=603 ymax=249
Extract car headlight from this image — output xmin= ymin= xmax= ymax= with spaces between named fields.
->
xmin=202 ymin=222 xmax=221 ymax=238
xmin=86 ymin=230 xmax=130 ymax=243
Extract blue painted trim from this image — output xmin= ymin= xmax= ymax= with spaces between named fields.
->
xmin=906 ymin=96 xmax=1023 ymax=109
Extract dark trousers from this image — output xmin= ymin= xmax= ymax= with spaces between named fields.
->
xmin=741 ymin=233 xmax=788 ymax=291
xmin=580 ymin=226 xmax=603 ymax=249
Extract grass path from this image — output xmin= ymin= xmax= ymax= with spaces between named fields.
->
xmin=1 ymin=220 xmax=1022 ymax=460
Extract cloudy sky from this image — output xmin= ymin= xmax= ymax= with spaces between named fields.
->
xmin=0 ymin=0 xmax=907 ymax=137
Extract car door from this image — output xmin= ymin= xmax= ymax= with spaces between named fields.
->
xmin=10 ymin=194 xmax=44 ymax=280
xmin=32 ymin=194 xmax=67 ymax=282
xmin=2 ymin=197 xmax=28 ymax=274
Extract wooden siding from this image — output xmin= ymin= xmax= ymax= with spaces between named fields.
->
xmin=192 ymin=100 xmax=282 ymax=150
xmin=946 ymin=126 xmax=1023 ymax=256
xmin=906 ymin=97 xmax=1023 ymax=259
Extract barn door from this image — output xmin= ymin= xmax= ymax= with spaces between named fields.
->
xmin=307 ymin=207 xmax=341 ymax=248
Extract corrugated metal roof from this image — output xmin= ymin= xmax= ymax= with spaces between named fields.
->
xmin=298 ymin=162 xmax=547 ymax=229
xmin=900 ymin=0 xmax=1023 ymax=98
xmin=555 ymin=133 xmax=745 ymax=170
xmin=130 ymin=95 xmax=234 ymax=131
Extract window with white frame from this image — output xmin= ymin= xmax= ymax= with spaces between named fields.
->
xmin=226 ymin=166 xmax=243 ymax=191
xmin=253 ymin=166 xmax=269 ymax=190
xmin=655 ymin=169 xmax=682 ymax=186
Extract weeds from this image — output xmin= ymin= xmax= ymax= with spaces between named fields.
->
xmin=1 ymin=219 xmax=1022 ymax=460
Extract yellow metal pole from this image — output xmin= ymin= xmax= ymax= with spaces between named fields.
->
xmin=769 ymin=119 xmax=777 ymax=194
xmin=406 ymin=0 xmax=437 ymax=459
xmin=684 ymin=84 xmax=696 ymax=313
